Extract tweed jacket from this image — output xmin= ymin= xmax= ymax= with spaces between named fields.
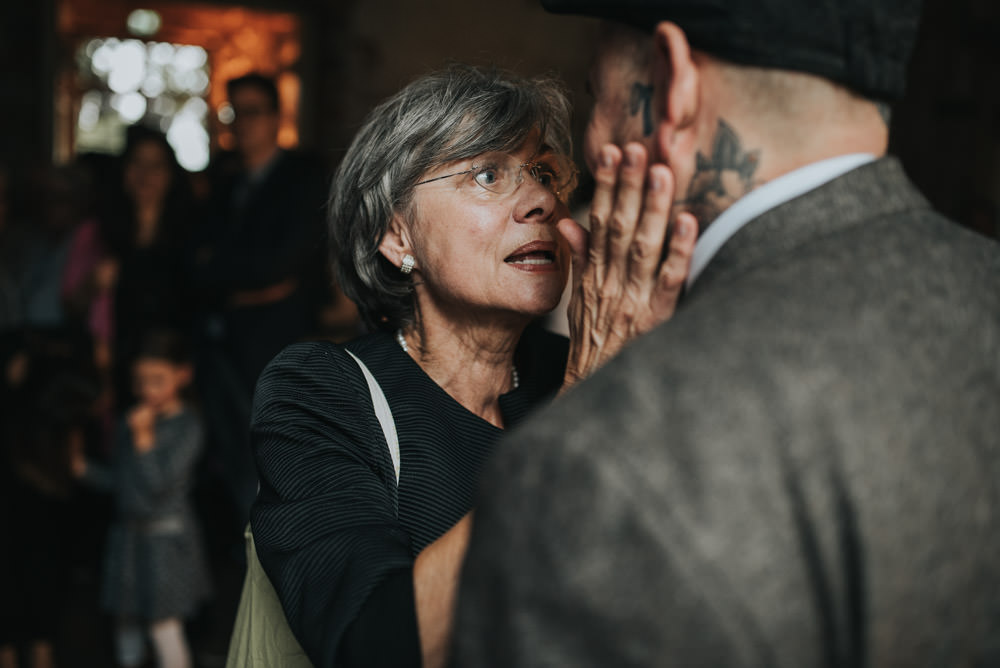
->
xmin=453 ymin=157 xmax=1000 ymax=667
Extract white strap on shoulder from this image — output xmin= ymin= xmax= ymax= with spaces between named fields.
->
xmin=346 ymin=350 xmax=400 ymax=485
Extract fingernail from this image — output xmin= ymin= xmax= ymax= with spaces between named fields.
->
xmin=623 ymin=147 xmax=636 ymax=168
xmin=676 ymin=218 xmax=691 ymax=238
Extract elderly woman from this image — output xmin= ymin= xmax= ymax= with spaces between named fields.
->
xmin=249 ymin=65 xmax=696 ymax=668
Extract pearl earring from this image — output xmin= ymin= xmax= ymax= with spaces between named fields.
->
xmin=400 ymin=254 xmax=415 ymax=275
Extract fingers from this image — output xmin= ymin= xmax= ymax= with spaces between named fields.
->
xmin=651 ymin=211 xmax=698 ymax=314
xmin=627 ymin=163 xmax=675 ymax=288
xmin=573 ymin=141 xmax=697 ymax=343
xmin=587 ymin=144 xmax=623 ymax=280
xmin=603 ymin=144 xmax=649 ymax=288
xmin=589 ymin=142 xmax=656 ymax=288
xmin=564 ymin=140 xmax=700 ymax=388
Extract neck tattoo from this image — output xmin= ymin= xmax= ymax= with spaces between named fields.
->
xmin=395 ymin=329 xmax=520 ymax=390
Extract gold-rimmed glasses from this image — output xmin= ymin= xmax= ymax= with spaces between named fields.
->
xmin=415 ymin=152 xmax=578 ymax=203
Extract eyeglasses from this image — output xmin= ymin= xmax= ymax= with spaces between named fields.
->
xmin=415 ymin=152 xmax=578 ymax=203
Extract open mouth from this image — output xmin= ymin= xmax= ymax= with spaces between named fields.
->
xmin=504 ymin=250 xmax=556 ymax=265
xmin=504 ymin=240 xmax=558 ymax=267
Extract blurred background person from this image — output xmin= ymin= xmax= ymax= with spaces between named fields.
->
xmin=14 ymin=165 xmax=100 ymax=333
xmin=73 ymin=329 xmax=210 ymax=668
xmin=99 ymin=125 xmax=196 ymax=413
xmin=190 ymin=72 xmax=333 ymax=536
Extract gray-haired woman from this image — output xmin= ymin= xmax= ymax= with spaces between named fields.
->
xmin=249 ymin=65 xmax=697 ymax=668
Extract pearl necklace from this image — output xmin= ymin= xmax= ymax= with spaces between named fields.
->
xmin=395 ymin=329 xmax=519 ymax=390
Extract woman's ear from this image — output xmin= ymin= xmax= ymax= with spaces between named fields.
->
xmin=652 ymin=21 xmax=699 ymax=161
xmin=377 ymin=214 xmax=415 ymax=271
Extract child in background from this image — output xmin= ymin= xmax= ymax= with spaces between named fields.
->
xmin=73 ymin=329 xmax=210 ymax=668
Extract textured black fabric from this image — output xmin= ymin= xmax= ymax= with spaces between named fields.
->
xmin=337 ymin=568 xmax=420 ymax=668
xmin=541 ymin=0 xmax=924 ymax=101
xmin=250 ymin=327 xmax=567 ymax=668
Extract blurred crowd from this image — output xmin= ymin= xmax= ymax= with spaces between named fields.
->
xmin=0 ymin=73 xmax=360 ymax=667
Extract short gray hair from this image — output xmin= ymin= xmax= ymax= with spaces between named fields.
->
xmin=328 ymin=64 xmax=574 ymax=332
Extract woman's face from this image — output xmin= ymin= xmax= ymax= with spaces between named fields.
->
xmin=404 ymin=135 xmax=572 ymax=325
xmin=124 ymin=140 xmax=173 ymax=206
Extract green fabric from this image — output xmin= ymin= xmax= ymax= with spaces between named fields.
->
xmin=225 ymin=524 xmax=314 ymax=667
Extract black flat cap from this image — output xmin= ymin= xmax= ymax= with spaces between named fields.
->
xmin=542 ymin=0 xmax=924 ymax=101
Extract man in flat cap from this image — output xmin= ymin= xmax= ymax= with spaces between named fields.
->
xmin=453 ymin=0 xmax=1000 ymax=665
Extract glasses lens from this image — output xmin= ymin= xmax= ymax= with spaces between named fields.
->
xmin=472 ymin=157 xmax=518 ymax=194
xmin=527 ymin=155 xmax=577 ymax=200
xmin=469 ymin=153 xmax=577 ymax=201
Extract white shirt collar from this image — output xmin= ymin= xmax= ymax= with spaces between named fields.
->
xmin=686 ymin=153 xmax=877 ymax=289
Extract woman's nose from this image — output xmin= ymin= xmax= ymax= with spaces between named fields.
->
xmin=513 ymin=179 xmax=557 ymax=224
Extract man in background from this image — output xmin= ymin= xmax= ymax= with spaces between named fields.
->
xmin=192 ymin=73 xmax=329 ymax=528
xmin=454 ymin=1 xmax=1000 ymax=665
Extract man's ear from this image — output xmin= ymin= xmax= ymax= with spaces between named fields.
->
xmin=377 ymin=214 xmax=414 ymax=270
xmin=652 ymin=21 xmax=699 ymax=161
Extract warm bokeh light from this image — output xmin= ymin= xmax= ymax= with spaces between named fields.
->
xmin=75 ymin=36 xmax=211 ymax=169
xmin=126 ymin=8 xmax=161 ymax=36
xmin=217 ymin=102 xmax=235 ymax=126
xmin=167 ymin=110 xmax=210 ymax=172
xmin=140 ymin=71 xmax=165 ymax=97
xmin=111 ymin=91 xmax=147 ymax=123
xmin=57 ymin=0 xmax=303 ymax=169
xmin=106 ymin=40 xmax=146 ymax=93
xmin=78 ymin=91 xmax=102 ymax=130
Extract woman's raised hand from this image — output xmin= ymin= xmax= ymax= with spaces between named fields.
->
xmin=559 ymin=142 xmax=698 ymax=389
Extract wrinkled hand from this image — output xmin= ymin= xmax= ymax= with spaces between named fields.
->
xmin=560 ymin=142 xmax=698 ymax=389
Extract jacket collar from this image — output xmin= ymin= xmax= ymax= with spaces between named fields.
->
xmin=687 ymin=156 xmax=930 ymax=300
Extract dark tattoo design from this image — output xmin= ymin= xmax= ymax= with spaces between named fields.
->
xmin=629 ymin=82 xmax=654 ymax=137
xmin=679 ymin=119 xmax=760 ymax=227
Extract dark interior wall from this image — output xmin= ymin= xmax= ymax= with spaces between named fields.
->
xmin=891 ymin=0 xmax=1000 ymax=237
xmin=0 ymin=0 xmax=55 ymax=170
xmin=307 ymin=0 xmax=597 ymax=167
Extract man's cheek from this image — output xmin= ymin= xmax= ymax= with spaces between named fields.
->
xmin=583 ymin=114 xmax=612 ymax=173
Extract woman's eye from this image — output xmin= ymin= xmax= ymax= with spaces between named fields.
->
xmin=474 ymin=167 xmax=501 ymax=188
xmin=532 ymin=165 xmax=558 ymax=188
